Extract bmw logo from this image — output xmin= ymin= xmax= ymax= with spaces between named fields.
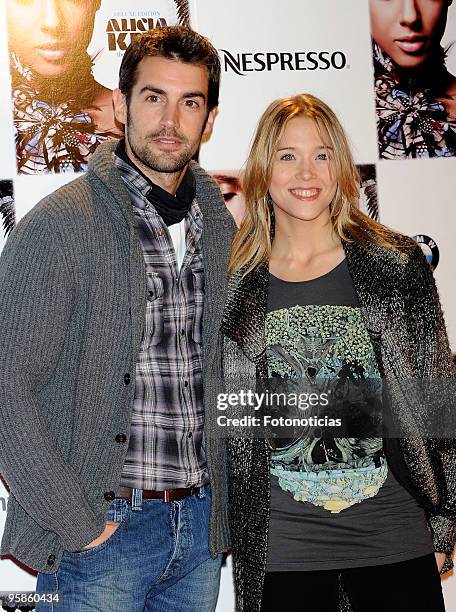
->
xmin=412 ymin=235 xmax=440 ymax=270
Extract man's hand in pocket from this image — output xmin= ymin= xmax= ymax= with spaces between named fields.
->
xmin=83 ymin=521 xmax=120 ymax=550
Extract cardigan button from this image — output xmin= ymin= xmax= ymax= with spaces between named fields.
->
xmin=115 ymin=433 xmax=127 ymax=444
xmin=47 ymin=554 xmax=56 ymax=566
xmin=124 ymin=373 xmax=131 ymax=385
xmin=104 ymin=491 xmax=115 ymax=501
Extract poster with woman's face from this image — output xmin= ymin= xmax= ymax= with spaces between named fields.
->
xmin=369 ymin=0 xmax=456 ymax=159
xmin=6 ymin=0 xmax=191 ymax=175
xmin=211 ymin=171 xmax=246 ymax=228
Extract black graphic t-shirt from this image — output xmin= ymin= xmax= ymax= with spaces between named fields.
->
xmin=266 ymin=259 xmax=433 ymax=571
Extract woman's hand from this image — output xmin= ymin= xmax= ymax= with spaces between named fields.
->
xmin=83 ymin=520 xmax=119 ymax=550
xmin=435 ymin=552 xmax=446 ymax=573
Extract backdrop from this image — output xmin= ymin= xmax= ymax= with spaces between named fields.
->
xmin=0 ymin=0 xmax=454 ymax=609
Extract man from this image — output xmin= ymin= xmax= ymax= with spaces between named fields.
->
xmin=0 ymin=26 xmax=235 ymax=611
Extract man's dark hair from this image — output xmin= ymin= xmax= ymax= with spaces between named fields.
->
xmin=119 ymin=26 xmax=221 ymax=111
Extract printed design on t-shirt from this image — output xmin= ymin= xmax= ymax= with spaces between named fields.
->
xmin=267 ymin=305 xmax=387 ymax=513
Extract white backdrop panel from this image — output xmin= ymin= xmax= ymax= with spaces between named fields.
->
xmin=377 ymin=158 xmax=455 ymax=348
xmin=197 ymin=0 xmax=378 ymax=170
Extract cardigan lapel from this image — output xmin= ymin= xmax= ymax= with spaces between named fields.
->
xmin=221 ymin=262 xmax=269 ymax=370
xmin=88 ymin=141 xmax=147 ymax=358
xmin=190 ymin=160 xmax=237 ymax=369
xmin=343 ymin=239 xmax=393 ymax=339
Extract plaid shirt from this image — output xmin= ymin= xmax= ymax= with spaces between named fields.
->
xmin=114 ymin=153 xmax=208 ymax=490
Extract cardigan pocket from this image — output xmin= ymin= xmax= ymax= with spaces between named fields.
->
xmin=66 ymin=499 xmax=130 ymax=557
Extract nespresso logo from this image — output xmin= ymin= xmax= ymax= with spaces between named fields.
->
xmin=220 ymin=49 xmax=348 ymax=76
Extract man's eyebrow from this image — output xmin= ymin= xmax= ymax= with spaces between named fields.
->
xmin=183 ymin=91 xmax=207 ymax=101
xmin=139 ymin=85 xmax=166 ymax=96
xmin=138 ymin=85 xmax=206 ymax=101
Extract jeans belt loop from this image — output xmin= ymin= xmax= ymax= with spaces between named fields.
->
xmin=131 ymin=487 xmax=143 ymax=511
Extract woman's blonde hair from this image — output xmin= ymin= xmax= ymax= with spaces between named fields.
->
xmin=228 ymin=93 xmax=403 ymax=277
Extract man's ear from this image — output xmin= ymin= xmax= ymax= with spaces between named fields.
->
xmin=112 ymin=88 xmax=127 ymax=126
xmin=202 ymin=106 xmax=218 ymax=139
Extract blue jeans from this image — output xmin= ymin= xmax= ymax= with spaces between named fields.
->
xmin=36 ymin=487 xmax=222 ymax=611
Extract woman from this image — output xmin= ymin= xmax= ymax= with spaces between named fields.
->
xmin=369 ymin=0 xmax=456 ymax=158
xmin=6 ymin=0 xmax=122 ymax=174
xmin=221 ymin=94 xmax=455 ymax=611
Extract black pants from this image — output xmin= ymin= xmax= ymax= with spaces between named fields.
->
xmin=260 ymin=554 xmax=445 ymax=612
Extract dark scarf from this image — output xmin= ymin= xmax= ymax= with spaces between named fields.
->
xmin=116 ymin=140 xmax=195 ymax=227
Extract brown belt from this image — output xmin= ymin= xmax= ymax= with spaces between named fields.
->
xmin=116 ymin=485 xmax=200 ymax=503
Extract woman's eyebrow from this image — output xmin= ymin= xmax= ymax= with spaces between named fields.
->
xmin=276 ymin=145 xmax=334 ymax=151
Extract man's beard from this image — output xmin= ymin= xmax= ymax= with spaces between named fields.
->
xmin=127 ymin=126 xmax=198 ymax=174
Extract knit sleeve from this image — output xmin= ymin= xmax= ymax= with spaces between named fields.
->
xmin=405 ymin=245 xmax=456 ymax=573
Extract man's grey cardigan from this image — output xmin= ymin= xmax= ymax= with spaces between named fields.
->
xmin=0 ymin=141 xmax=235 ymax=573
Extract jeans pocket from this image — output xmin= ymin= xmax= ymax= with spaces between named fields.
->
xmin=143 ymin=272 xmax=164 ymax=348
xmin=35 ymin=572 xmax=59 ymax=611
xmin=66 ymin=499 xmax=130 ymax=558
